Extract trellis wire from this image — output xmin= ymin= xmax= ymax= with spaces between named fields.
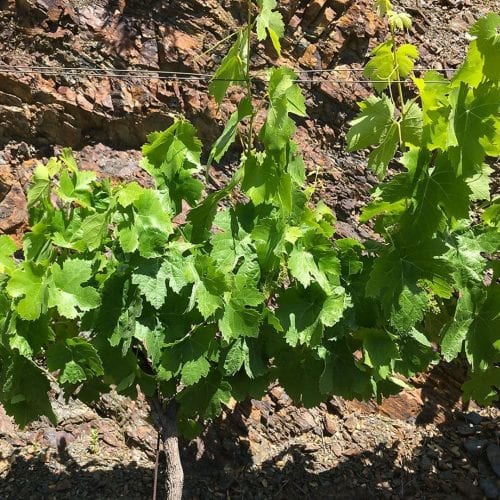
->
xmin=0 ymin=65 xmax=450 ymax=84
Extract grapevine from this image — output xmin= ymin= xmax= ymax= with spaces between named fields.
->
xmin=0 ymin=1 xmax=498 ymax=498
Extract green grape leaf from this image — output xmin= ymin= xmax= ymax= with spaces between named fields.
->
xmin=209 ymin=97 xmax=253 ymax=165
xmin=132 ymin=258 xmax=169 ymax=309
xmin=223 ymin=339 xmax=246 ymax=376
xmin=134 ymin=189 xmax=173 ymax=235
xmin=400 ymin=101 xmax=423 ymax=146
xmin=275 ymin=286 xmax=333 ymax=347
xmin=256 ymin=0 xmax=285 ymax=55
xmin=467 ymin=164 xmax=492 ymax=201
xmin=116 ymin=182 xmax=145 ymax=208
xmin=177 ymin=371 xmax=231 ymax=419
xmin=414 ymin=71 xmax=449 ymax=124
xmin=274 ymin=348 xmax=324 ymax=407
xmin=190 ymin=255 xmax=228 ymax=319
xmin=374 ymin=0 xmax=392 ymax=16
xmin=319 ymin=342 xmax=373 ymax=400
xmin=219 ymin=301 xmax=261 ymax=340
xmin=187 ymin=170 xmax=241 ymax=243
xmin=465 ymin=286 xmax=500 ymax=372
xmin=259 ymin=67 xmax=306 ymax=150
xmin=347 ymin=94 xmax=394 ymax=152
xmin=453 ymin=41 xmax=483 ymax=88
xmin=408 ymin=153 xmax=472 ymax=236
xmin=388 ymin=11 xmax=412 ymax=31
xmin=321 ymin=287 xmax=349 ymax=327
xmin=367 ymin=122 xmax=399 ymax=179
xmin=440 ymin=289 xmax=474 ymax=362
xmin=162 ymin=249 xmax=196 ymax=293
xmin=6 ymin=262 xmax=47 ymax=320
xmin=364 ymin=41 xmax=418 ymax=92
xmin=462 ymin=367 xmax=500 ymax=406
xmin=367 ymin=239 xmax=453 ymax=331
xmin=448 ymin=83 xmax=500 ymax=177
xmin=78 ymin=211 xmax=110 ymax=251
xmin=134 ymin=322 xmax=164 ymax=367
xmin=0 ymin=235 xmax=18 ymax=274
xmin=482 ymin=197 xmax=500 ymax=227
xmin=58 ymin=167 xmax=96 ymax=207
xmin=47 ymin=259 xmax=100 ymax=319
xmin=356 ymin=328 xmax=399 ymax=379
xmin=142 ymin=120 xmax=201 ymax=182
xmin=47 ymin=338 xmax=104 ymax=384
xmin=161 ymin=326 xmax=218 ymax=386
xmin=117 ymin=189 xmax=173 ymax=258
xmin=395 ymin=329 xmax=438 ymax=377
xmin=395 ymin=44 xmax=419 ymax=78
xmin=0 ymin=354 xmax=57 ymax=427
xmin=27 ymin=164 xmax=51 ymax=207
xmin=210 ymin=208 xmax=252 ymax=274
xmin=209 ymin=30 xmax=248 ymax=106
xmin=288 ymin=248 xmax=318 ymax=288
xmin=141 ymin=120 xmax=203 ymax=211
xmin=389 ymin=286 xmax=429 ymax=333
xmin=469 ymin=13 xmax=500 ymax=82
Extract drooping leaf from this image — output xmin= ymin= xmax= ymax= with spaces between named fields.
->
xmin=209 ymin=30 xmax=248 ymax=106
xmin=256 ymin=0 xmax=285 ymax=55
xmin=0 ymin=354 xmax=57 ymax=427
xmin=47 ymin=338 xmax=104 ymax=385
xmin=209 ymin=97 xmax=253 ymax=165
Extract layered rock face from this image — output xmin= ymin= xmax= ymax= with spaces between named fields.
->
xmin=1 ymin=1 xmax=491 ymax=236
xmin=0 ymin=0 xmax=384 ymax=234
xmin=0 ymin=0 xmax=379 ymax=148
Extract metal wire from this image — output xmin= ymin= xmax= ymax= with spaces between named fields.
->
xmin=0 ymin=66 xmax=449 ymax=84
xmin=1 ymin=65 xmax=451 ymax=75
xmin=0 ymin=62 xmax=452 ymax=88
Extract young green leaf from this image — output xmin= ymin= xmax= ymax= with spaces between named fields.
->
xmin=259 ymin=67 xmax=306 ymax=150
xmin=0 ymin=235 xmax=18 ymax=274
xmin=208 ymin=97 xmax=253 ymax=166
xmin=131 ymin=258 xmax=170 ymax=309
xmin=6 ymin=262 xmax=47 ymax=321
xmin=47 ymin=259 xmax=101 ymax=319
xmin=209 ymin=30 xmax=248 ymax=106
xmin=27 ymin=164 xmax=51 ymax=207
xmin=256 ymin=0 xmax=285 ymax=55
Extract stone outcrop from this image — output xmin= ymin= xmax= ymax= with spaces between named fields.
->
xmin=0 ymin=0 xmax=381 ymax=149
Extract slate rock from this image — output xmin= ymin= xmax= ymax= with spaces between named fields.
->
xmin=479 ymin=478 xmax=499 ymax=499
xmin=486 ymin=443 xmax=500 ymax=478
xmin=463 ymin=438 xmax=489 ymax=457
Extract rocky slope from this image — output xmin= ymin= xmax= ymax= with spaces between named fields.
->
xmin=1 ymin=0 xmax=493 ymax=237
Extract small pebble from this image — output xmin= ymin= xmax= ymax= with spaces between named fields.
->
xmin=463 ymin=438 xmax=489 ymax=457
xmin=465 ymin=412 xmax=482 ymax=425
xmin=479 ymin=478 xmax=500 ymax=499
xmin=486 ymin=444 xmax=500 ymax=478
xmin=456 ymin=423 xmax=475 ymax=436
